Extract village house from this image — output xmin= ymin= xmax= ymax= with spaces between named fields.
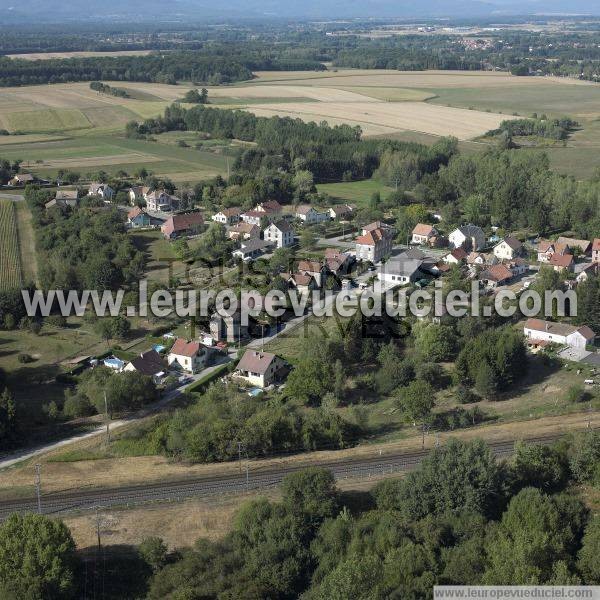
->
xmin=377 ymin=253 xmax=424 ymax=287
xmin=493 ymin=236 xmax=523 ymax=261
xmin=449 ymin=224 xmax=486 ymax=251
xmin=232 ymin=238 xmax=270 ymax=261
xmin=592 ymin=239 xmax=600 ymax=263
xmin=88 ymin=182 xmax=115 ymax=202
xmin=576 ymin=263 xmax=599 ymax=284
xmin=523 ymin=319 xmax=595 ymax=350
xmin=167 ymin=338 xmax=210 ymax=374
xmin=281 ymin=272 xmax=317 ymax=294
xmin=411 ymin=223 xmax=438 ymax=245
xmin=355 ymin=227 xmax=393 ymax=263
xmin=128 ymin=185 xmax=146 ymax=204
xmin=212 ymin=207 xmax=241 ymax=226
xmin=443 ymin=247 xmax=468 ymax=265
xmin=161 ymin=212 xmax=204 ymax=239
xmin=295 ymin=205 xmax=329 ymax=224
xmin=210 ymin=310 xmax=248 ymax=343
xmin=236 ymin=350 xmax=287 ymax=388
xmin=228 ymin=222 xmax=260 ymax=241
xmin=145 ymin=189 xmax=176 ymax=212
xmin=256 ymin=200 xmax=283 ymax=216
xmin=329 ymin=204 xmax=354 ymax=220
xmin=297 ymin=260 xmax=328 ymax=287
xmin=45 ymin=189 xmax=79 ymax=210
xmin=124 ymin=349 xmax=168 ymax=384
xmin=537 ymin=240 xmax=571 ymax=263
xmin=324 ymin=248 xmax=353 ymax=276
xmin=127 ymin=206 xmax=153 ymax=229
xmin=361 ymin=221 xmax=394 ymax=237
xmin=466 ymin=252 xmax=489 ymax=266
xmin=264 ymin=220 xmax=294 ymax=248
xmin=8 ymin=173 xmax=35 ymax=186
xmin=479 ymin=264 xmax=514 ymax=288
xmin=506 ymin=257 xmax=529 ymax=277
xmin=240 ymin=210 xmax=266 ymax=226
xmin=557 ymin=236 xmax=592 ymax=256
xmin=548 ymin=252 xmax=574 ymax=273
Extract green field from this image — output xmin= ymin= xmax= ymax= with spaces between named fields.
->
xmin=4 ymin=108 xmax=93 ymax=134
xmin=0 ymin=134 xmax=230 ymax=183
xmin=316 ymin=178 xmax=394 ymax=205
xmin=0 ymin=200 xmax=23 ymax=291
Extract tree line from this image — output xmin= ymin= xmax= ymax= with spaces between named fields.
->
xmin=1 ymin=435 xmax=599 ymax=598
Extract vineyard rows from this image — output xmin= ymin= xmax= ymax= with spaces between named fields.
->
xmin=0 ymin=200 xmax=24 ymax=291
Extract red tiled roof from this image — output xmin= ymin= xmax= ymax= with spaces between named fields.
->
xmin=412 ymin=223 xmax=436 ymax=236
xmin=357 ymin=227 xmax=386 ymax=246
xmin=161 ymin=212 xmax=204 ymax=236
xmin=170 ymin=338 xmax=202 ymax=357
xmin=450 ymin=247 xmax=468 ymax=260
xmin=482 ymin=264 xmax=513 ymax=282
xmin=128 ymin=206 xmax=144 ymax=219
xmin=298 ymin=260 xmax=322 ymax=273
xmin=549 ymin=253 xmax=574 ymax=268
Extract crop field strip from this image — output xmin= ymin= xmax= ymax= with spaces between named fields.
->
xmin=0 ymin=200 xmax=24 ymax=291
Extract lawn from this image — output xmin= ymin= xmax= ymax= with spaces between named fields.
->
xmin=0 ymin=200 xmax=23 ymax=291
xmin=316 ymin=178 xmax=394 ymax=205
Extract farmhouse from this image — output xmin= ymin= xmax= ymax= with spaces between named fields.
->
xmin=212 ymin=207 xmax=241 ymax=226
xmin=128 ymin=185 xmax=146 ymax=204
xmin=329 ymin=204 xmax=354 ymax=220
xmin=411 ymin=223 xmax=438 ymax=245
xmin=523 ymin=319 xmax=595 ymax=350
xmin=355 ymin=227 xmax=393 ymax=263
xmin=161 ymin=212 xmax=204 ymax=239
xmin=124 ymin=349 xmax=167 ymax=384
xmin=168 ymin=338 xmax=209 ymax=374
xmin=593 ymin=239 xmax=600 ymax=263
xmin=88 ymin=182 xmax=114 ymax=201
xmin=236 ymin=350 xmax=287 ymax=388
xmin=557 ymin=236 xmax=591 ymax=256
xmin=264 ymin=221 xmax=294 ymax=248
xmin=493 ymin=236 xmax=523 ymax=261
xmin=449 ymin=225 xmax=486 ymax=251
xmin=228 ymin=222 xmax=260 ymax=241
xmin=8 ymin=173 xmax=35 ymax=186
xmin=295 ymin=205 xmax=329 ymax=224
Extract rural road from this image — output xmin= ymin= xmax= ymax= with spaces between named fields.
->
xmin=0 ymin=432 xmax=576 ymax=519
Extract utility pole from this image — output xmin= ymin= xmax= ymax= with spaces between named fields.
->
xmin=245 ymin=464 xmax=249 ymax=491
xmin=237 ymin=441 xmax=243 ymax=473
xmin=34 ymin=464 xmax=42 ymax=514
xmin=103 ymin=392 xmax=110 ymax=443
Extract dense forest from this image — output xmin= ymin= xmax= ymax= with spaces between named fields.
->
xmin=1 ymin=435 xmax=599 ymax=599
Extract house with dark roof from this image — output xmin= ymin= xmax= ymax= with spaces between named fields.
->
xmin=493 ymin=236 xmax=523 ymax=261
xmin=161 ymin=212 xmax=204 ymax=239
xmin=167 ymin=338 xmax=210 ymax=373
xmin=295 ymin=205 xmax=329 ymax=224
xmin=557 ymin=236 xmax=591 ymax=256
xmin=449 ymin=224 xmax=486 ymax=251
xmin=236 ymin=350 xmax=287 ymax=388
xmin=377 ymin=253 xmax=424 ymax=286
xmin=212 ymin=207 xmax=241 ymax=226
xmin=124 ymin=349 xmax=168 ymax=383
xmin=328 ymin=204 xmax=354 ymax=220
xmin=232 ymin=238 xmax=271 ymax=261
xmin=443 ymin=247 xmax=468 ymax=264
xmin=264 ymin=221 xmax=294 ymax=248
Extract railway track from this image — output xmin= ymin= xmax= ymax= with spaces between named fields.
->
xmin=0 ymin=432 xmax=578 ymax=518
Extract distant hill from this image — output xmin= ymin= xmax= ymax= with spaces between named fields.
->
xmin=4 ymin=0 xmax=600 ymax=23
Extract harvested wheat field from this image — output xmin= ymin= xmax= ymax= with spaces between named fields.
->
xmin=247 ymin=101 xmax=512 ymax=139
xmin=7 ymin=50 xmax=154 ymax=60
